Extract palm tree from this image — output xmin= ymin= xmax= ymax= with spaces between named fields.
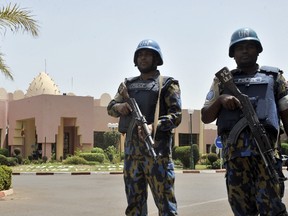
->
xmin=0 ymin=3 xmax=39 ymax=80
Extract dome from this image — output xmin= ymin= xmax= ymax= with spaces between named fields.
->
xmin=100 ymin=93 xmax=112 ymax=106
xmin=13 ymin=90 xmax=25 ymax=100
xmin=26 ymin=72 xmax=61 ymax=97
xmin=0 ymin=88 xmax=8 ymax=100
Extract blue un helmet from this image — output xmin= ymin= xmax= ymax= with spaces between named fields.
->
xmin=134 ymin=39 xmax=163 ymax=66
xmin=229 ymin=27 xmax=263 ymax=57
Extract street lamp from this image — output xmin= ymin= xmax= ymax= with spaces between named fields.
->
xmin=188 ymin=109 xmax=194 ymax=169
xmin=107 ymin=123 xmax=118 ymax=131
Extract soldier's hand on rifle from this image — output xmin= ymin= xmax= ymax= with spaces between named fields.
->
xmin=114 ymin=103 xmax=132 ymax=116
xmin=138 ymin=124 xmax=153 ymax=142
xmin=219 ymin=94 xmax=242 ymax=110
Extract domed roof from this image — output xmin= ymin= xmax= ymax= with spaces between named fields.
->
xmin=26 ymin=72 xmax=60 ymax=97
xmin=100 ymin=93 xmax=112 ymax=106
xmin=0 ymin=88 xmax=8 ymax=100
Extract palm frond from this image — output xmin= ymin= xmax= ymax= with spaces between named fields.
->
xmin=0 ymin=53 xmax=13 ymax=80
xmin=0 ymin=3 xmax=39 ymax=37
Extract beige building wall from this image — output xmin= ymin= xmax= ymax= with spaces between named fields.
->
xmin=0 ymin=72 xmax=286 ymax=160
xmin=7 ymin=94 xmax=94 ymax=159
xmin=0 ymin=90 xmax=219 ymax=158
xmin=0 ymin=72 xmax=219 ymax=159
xmin=0 ymin=100 xmax=8 ymax=147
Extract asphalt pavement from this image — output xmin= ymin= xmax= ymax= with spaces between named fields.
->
xmin=1 ymin=170 xmax=288 ymax=216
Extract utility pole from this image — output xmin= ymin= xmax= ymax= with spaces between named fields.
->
xmin=188 ymin=109 xmax=194 ymax=169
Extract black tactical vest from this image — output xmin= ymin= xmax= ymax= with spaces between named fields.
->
xmin=118 ymin=75 xmax=172 ymax=133
xmin=127 ymin=78 xmax=159 ymax=124
xmin=217 ymin=70 xmax=280 ymax=136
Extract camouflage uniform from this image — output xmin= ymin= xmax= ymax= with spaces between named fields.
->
xmin=107 ymin=71 xmax=182 ymax=216
xmin=203 ymin=67 xmax=288 ymax=216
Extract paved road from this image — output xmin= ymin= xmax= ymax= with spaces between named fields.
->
xmin=1 ymin=170 xmax=288 ymax=216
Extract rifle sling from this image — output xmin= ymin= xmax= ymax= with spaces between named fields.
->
xmin=153 ymin=75 xmax=163 ymax=141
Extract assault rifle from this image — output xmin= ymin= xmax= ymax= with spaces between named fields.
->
xmin=215 ymin=67 xmax=281 ymax=183
xmin=118 ymin=82 xmax=157 ymax=160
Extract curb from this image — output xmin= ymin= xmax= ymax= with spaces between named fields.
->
xmin=11 ymin=170 xmax=227 ymax=176
xmin=182 ymin=169 xmax=226 ymax=174
xmin=11 ymin=167 xmax=287 ymax=176
xmin=0 ymin=188 xmax=13 ymax=198
xmin=12 ymin=171 xmax=124 ymax=175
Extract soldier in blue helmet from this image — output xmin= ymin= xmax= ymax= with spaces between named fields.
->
xmin=201 ymin=27 xmax=288 ymax=215
xmin=107 ymin=39 xmax=182 ymax=216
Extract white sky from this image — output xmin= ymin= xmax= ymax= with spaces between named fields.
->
xmin=1 ymin=0 xmax=288 ymax=110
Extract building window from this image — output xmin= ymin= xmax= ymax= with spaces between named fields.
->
xmin=94 ymin=131 xmax=105 ymax=149
xmin=178 ymin=133 xmax=198 ymax=147
xmin=206 ymin=144 xmax=211 ymax=153
xmin=64 ymin=132 xmax=69 ymax=159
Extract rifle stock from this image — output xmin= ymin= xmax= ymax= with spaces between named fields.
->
xmin=215 ymin=67 xmax=282 ymax=183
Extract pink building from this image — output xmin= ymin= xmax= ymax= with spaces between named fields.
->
xmin=0 ymin=72 xmax=218 ymax=160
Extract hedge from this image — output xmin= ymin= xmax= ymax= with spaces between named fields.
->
xmin=172 ymin=145 xmax=200 ymax=168
xmin=0 ymin=165 xmax=12 ymax=191
xmin=79 ymin=153 xmax=105 ymax=163
xmin=281 ymin=143 xmax=288 ymax=155
xmin=62 ymin=156 xmax=88 ymax=165
xmin=91 ymin=147 xmax=105 ymax=154
xmin=0 ymin=148 xmax=9 ymax=157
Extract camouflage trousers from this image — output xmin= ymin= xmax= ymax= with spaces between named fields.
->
xmin=225 ymin=156 xmax=287 ymax=216
xmin=124 ymin=155 xmax=177 ymax=216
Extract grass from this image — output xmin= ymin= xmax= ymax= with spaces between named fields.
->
xmin=195 ymin=164 xmax=209 ymax=170
xmin=11 ymin=163 xmax=124 ymax=173
xmin=9 ymin=162 xmax=212 ymax=173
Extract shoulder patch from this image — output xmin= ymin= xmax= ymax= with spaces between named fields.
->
xmin=206 ymin=90 xmax=215 ymax=101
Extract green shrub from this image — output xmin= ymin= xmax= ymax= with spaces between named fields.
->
xmin=105 ymin=146 xmax=118 ymax=162
xmin=13 ymin=148 xmax=21 ymax=156
xmin=15 ymin=155 xmax=23 ymax=164
xmin=91 ymin=147 xmax=105 ymax=154
xmin=62 ymin=156 xmax=88 ymax=165
xmin=0 ymin=155 xmax=8 ymax=165
xmin=173 ymin=159 xmax=183 ymax=168
xmin=51 ymin=153 xmax=56 ymax=161
xmin=0 ymin=148 xmax=9 ymax=157
xmin=79 ymin=153 xmax=105 ymax=163
xmin=173 ymin=146 xmax=191 ymax=168
xmin=0 ymin=165 xmax=12 ymax=191
xmin=22 ymin=158 xmax=31 ymax=165
xmin=42 ymin=156 xmax=48 ymax=163
xmin=199 ymin=154 xmax=208 ymax=165
xmin=7 ymin=157 xmax=18 ymax=166
xmin=212 ymin=159 xmax=223 ymax=169
xmin=207 ymin=153 xmax=218 ymax=165
xmin=103 ymin=131 xmax=120 ymax=150
xmin=0 ymin=155 xmax=18 ymax=166
xmin=111 ymin=151 xmax=123 ymax=163
xmin=281 ymin=143 xmax=288 ymax=155
xmin=120 ymin=152 xmax=125 ymax=161
xmin=30 ymin=159 xmax=42 ymax=164
xmin=172 ymin=146 xmax=180 ymax=160
xmin=173 ymin=145 xmax=200 ymax=168
xmin=192 ymin=144 xmax=200 ymax=166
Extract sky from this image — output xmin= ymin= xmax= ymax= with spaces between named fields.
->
xmin=1 ymin=0 xmax=288 ymax=110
